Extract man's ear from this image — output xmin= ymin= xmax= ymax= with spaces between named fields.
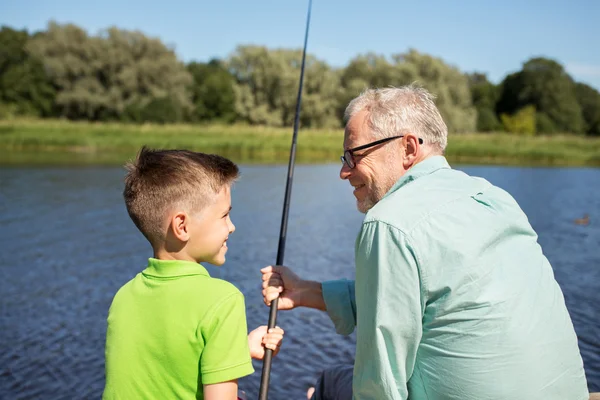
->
xmin=170 ymin=212 xmax=190 ymax=242
xmin=402 ymin=133 xmax=420 ymax=169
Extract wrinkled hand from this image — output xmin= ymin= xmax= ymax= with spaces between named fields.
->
xmin=261 ymin=265 xmax=305 ymax=310
xmin=248 ymin=325 xmax=284 ymax=360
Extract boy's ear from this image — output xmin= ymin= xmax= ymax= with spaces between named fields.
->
xmin=170 ymin=212 xmax=190 ymax=242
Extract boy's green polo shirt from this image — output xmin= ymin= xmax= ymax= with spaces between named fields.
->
xmin=104 ymin=258 xmax=254 ymax=400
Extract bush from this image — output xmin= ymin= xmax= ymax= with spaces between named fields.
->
xmin=501 ymin=105 xmax=536 ymax=135
xmin=141 ymin=97 xmax=183 ymax=124
xmin=121 ymin=97 xmax=183 ymax=124
xmin=535 ymin=112 xmax=558 ymax=134
xmin=0 ymin=102 xmax=18 ymax=120
xmin=476 ymin=108 xmax=502 ymax=131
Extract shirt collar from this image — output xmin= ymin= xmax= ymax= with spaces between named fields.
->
xmin=142 ymin=258 xmax=210 ymax=278
xmin=383 ymin=155 xmax=451 ymax=200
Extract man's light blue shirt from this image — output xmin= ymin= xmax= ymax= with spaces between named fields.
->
xmin=322 ymin=156 xmax=588 ymax=399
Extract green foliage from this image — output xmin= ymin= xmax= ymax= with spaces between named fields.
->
xmin=535 ymin=112 xmax=558 ymax=134
xmin=142 ymin=97 xmax=184 ymax=124
xmin=0 ymin=102 xmax=17 ymax=119
xmin=468 ymin=73 xmax=498 ymax=108
xmin=122 ymin=97 xmax=184 ymax=124
xmin=339 ymin=50 xmax=477 ymax=132
xmin=501 ymin=105 xmax=536 ymax=135
xmin=497 ymin=57 xmax=584 ymax=134
xmin=3 ymin=119 xmax=600 ymax=167
xmin=0 ymin=22 xmax=597 ymax=135
xmin=228 ymin=45 xmax=340 ymax=128
xmin=575 ymin=83 xmax=600 ymax=136
xmin=468 ymin=73 xmax=502 ymax=131
xmin=399 ymin=50 xmax=477 ymax=133
xmin=26 ymin=22 xmax=193 ymax=121
xmin=0 ymin=26 xmax=55 ymax=117
xmin=187 ymin=60 xmax=236 ymax=122
xmin=477 ymin=108 xmax=502 ymax=132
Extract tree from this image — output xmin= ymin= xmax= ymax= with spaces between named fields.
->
xmin=399 ymin=50 xmax=476 ymax=133
xmin=467 ymin=72 xmax=502 ymax=131
xmin=339 ymin=50 xmax=477 ymax=132
xmin=228 ymin=45 xmax=340 ymax=128
xmin=337 ymin=53 xmax=402 ymax=122
xmin=0 ymin=26 xmax=55 ymax=117
xmin=496 ymin=57 xmax=584 ymax=134
xmin=27 ymin=22 xmax=193 ymax=121
xmin=187 ymin=59 xmax=236 ymax=122
xmin=575 ymin=83 xmax=600 ymax=136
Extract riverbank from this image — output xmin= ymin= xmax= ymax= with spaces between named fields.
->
xmin=1 ymin=119 xmax=599 ymax=166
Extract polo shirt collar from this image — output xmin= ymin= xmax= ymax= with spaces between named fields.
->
xmin=142 ymin=258 xmax=210 ymax=278
xmin=384 ymin=155 xmax=451 ymax=199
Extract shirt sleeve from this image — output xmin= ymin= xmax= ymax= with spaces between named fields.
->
xmin=322 ymin=279 xmax=357 ymax=335
xmin=199 ymin=292 xmax=255 ymax=385
xmin=353 ymin=221 xmax=423 ymax=400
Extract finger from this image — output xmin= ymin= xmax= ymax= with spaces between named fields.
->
xmin=266 ymin=292 xmax=280 ymax=303
xmin=261 ymin=277 xmax=281 ymax=289
xmin=265 ymin=342 xmax=279 ymax=351
xmin=261 ymin=272 xmax=272 ymax=281
xmin=263 ymin=332 xmax=284 ymax=342
xmin=262 ymin=277 xmax=283 ymax=289
xmin=262 ymin=286 xmax=282 ymax=296
xmin=263 ymin=339 xmax=283 ymax=349
xmin=269 ymin=276 xmax=283 ymax=286
xmin=263 ymin=286 xmax=282 ymax=297
xmin=260 ymin=266 xmax=274 ymax=274
xmin=272 ymin=342 xmax=282 ymax=356
xmin=262 ymin=290 xmax=271 ymax=306
xmin=264 ymin=288 xmax=282 ymax=302
xmin=263 ymin=335 xmax=284 ymax=346
xmin=262 ymin=290 xmax=280 ymax=306
xmin=262 ymin=278 xmax=284 ymax=288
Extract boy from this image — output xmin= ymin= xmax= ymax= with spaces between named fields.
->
xmin=103 ymin=147 xmax=283 ymax=400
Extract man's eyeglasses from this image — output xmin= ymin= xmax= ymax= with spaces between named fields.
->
xmin=340 ymin=135 xmax=423 ymax=169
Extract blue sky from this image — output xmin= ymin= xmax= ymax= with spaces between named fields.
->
xmin=2 ymin=0 xmax=599 ymax=90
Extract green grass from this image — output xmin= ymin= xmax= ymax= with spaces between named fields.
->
xmin=1 ymin=119 xmax=599 ymax=167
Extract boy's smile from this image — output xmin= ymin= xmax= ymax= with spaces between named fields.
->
xmin=187 ymin=186 xmax=235 ymax=266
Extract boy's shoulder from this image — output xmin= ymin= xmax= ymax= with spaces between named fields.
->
xmin=110 ymin=272 xmax=244 ymax=310
xmin=201 ymin=276 xmax=244 ymax=300
xmin=111 ymin=273 xmax=139 ymax=300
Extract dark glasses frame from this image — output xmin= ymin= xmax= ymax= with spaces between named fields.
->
xmin=340 ymin=135 xmax=423 ymax=169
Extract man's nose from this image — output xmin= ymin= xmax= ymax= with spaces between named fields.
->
xmin=340 ymin=162 xmax=351 ymax=180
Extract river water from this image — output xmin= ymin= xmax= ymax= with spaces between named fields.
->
xmin=0 ymin=163 xmax=598 ymax=399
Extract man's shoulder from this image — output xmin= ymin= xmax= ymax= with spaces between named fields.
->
xmin=365 ymin=168 xmax=493 ymax=233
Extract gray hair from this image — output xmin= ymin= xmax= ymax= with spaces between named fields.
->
xmin=344 ymin=85 xmax=448 ymax=153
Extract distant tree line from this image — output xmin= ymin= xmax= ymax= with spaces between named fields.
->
xmin=1 ymin=22 xmax=599 ymax=135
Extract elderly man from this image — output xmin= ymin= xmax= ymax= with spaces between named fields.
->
xmin=261 ymin=86 xmax=589 ymax=399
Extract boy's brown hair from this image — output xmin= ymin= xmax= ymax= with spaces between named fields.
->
xmin=123 ymin=146 xmax=239 ymax=246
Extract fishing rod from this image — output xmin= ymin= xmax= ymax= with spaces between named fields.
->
xmin=258 ymin=0 xmax=313 ymax=399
